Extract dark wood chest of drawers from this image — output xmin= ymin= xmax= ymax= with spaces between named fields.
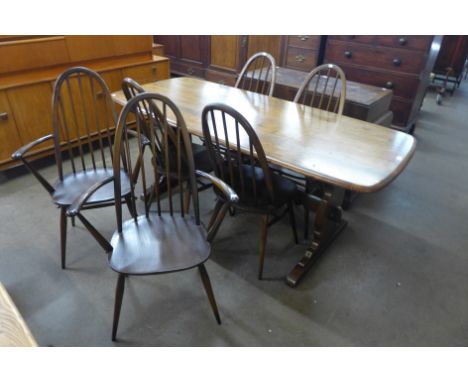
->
xmin=280 ymin=35 xmax=322 ymax=71
xmin=323 ymin=35 xmax=442 ymax=132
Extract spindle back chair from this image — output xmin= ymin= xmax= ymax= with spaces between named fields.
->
xmin=122 ymin=77 xmax=213 ymax=203
xmin=294 ymin=63 xmax=347 ymax=115
xmin=202 ymin=103 xmax=298 ymax=279
xmin=235 ymin=52 xmax=276 ymax=96
xmin=293 ymin=64 xmax=347 ymax=238
xmin=67 ymin=93 xmax=238 ymax=341
xmin=13 ymin=67 xmax=133 ymax=269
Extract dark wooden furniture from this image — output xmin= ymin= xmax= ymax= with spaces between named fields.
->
xmin=235 ymin=52 xmax=277 ymax=96
xmin=202 ymin=103 xmax=298 ymax=279
xmin=323 ymin=35 xmax=442 ymax=132
xmin=262 ymin=66 xmax=393 ymax=126
xmin=154 ymin=36 xmax=283 ymax=86
xmin=279 ymin=35 xmax=322 ymax=71
xmin=12 ymin=67 xmax=134 ymax=269
xmin=0 ymin=36 xmax=170 ymax=171
xmin=112 ymin=77 xmax=416 ymax=287
xmin=67 ymin=92 xmax=238 ymax=341
xmin=433 ymin=36 xmax=468 ymax=93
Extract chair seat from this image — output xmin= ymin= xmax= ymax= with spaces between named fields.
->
xmin=109 ymin=213 xmax=210 ymax=275
xmin=52 ymin=168 xmax=131 ymax=206
xmin=218 ymin=163 xmax=297 ymax=209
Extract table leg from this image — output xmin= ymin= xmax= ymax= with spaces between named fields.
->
xmin=286 ymin=185 xmax=347 ymax=288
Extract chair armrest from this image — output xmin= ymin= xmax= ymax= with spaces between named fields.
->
xmin=67 ymin=175 xmax=115 ymax=217
xmin=195 ymin=170 xmax=238 ymax=204
xmin=11 ymin=134 xmax=54 ymax=160
xmin=11 ymin=134 xmax=55 ymax=194
xmin=196 ymin=170 xmax=238 ymax=243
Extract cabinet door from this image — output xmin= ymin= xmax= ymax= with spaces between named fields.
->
xmin=112 ymin=36 xmax=153 ymax=56
xmin=153 ymin=36 xmax=179 ymax=60
xmin=0 ymin=90 xmax=22 ymax=164
xmin=247 ymin=36 xmax=282 ymax=63
xmin=210 ymin=36 xmax=243 ymax=71
xmin=6 ymin=83 xmax=54 ymax=155
xmin=179 ymin=36 xmax=209 ymax=66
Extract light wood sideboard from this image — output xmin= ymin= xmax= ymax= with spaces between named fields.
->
xmin=0 ymin=36 xmax=170 ymax=170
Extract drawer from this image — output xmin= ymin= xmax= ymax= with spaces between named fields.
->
xmin=376 ymin=36 xmax=433 ymax=52
xmin=122 ymin=61 xmax=169 ymax=84
xmin=205 ymin=69 xmax=237 ymax=86
xmin=171 ymin=61 xmax=205 ymax=78
xmin=285 ymin=47 xmax=318 ymax=71
xmin=286 ymin=35 xmax=321 ymax=49
xmin=326 ymin=40 xmax=427 ymax=74
xmin=333 ymin=64 xmax=420 ymax=100
xmin=0 ymin=91 xmax=22 ymax=163
xmin=328 ymin=35 xmax=376 ymax=45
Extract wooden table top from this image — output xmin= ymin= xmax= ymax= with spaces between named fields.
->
xmin=112 ymin=77 xmax=416 ymax=193
xmin=0 ymin=282 xmax=37 ymax=347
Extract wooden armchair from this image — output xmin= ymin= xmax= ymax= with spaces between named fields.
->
xmin=201 ymin=103 xmax=298 ymax=280
xmin=67 ymin=93 xmax=238 ymax=341
xmin=235 ymin=52 xmax=277 ymax=96
xmin=12 ymin=67 xmax=136 ymax=269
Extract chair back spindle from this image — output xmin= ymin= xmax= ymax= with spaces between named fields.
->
xmin=201 ymin=103 xmax=274 ymax=207
xmin=235 ymin=52 xmax=276 ymax=96
xmin=294 ymin=63 xmax=347 ymax=115
xmin=113 ymin=93 xmax=200 ymax=233
xmin=52 ymin=67 xmax=118 ymax=180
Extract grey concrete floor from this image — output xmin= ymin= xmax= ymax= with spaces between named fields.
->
xmin=1 ymin=80 xmax=468 ymax=346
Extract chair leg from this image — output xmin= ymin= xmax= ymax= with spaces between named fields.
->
xmin=71 ymin=216 xmax=76 ymax=227
xmin=207 ymin=200 xmax=223 ymax=231
xmin=112 ymin=273 xmax=126 ymax=341
xmin=288 ymin=202 xmax=298 ymax=244
xmin=60 ymin=207 xmax=67 ymax=269
xmin=198 ymin=264 xmax=221 ymax=324
xmin=258 ymin=214 xmax=269 ymax=280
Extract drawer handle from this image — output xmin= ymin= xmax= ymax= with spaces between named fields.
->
xmin=398 ymin=37 xmax=407 ymax=46
xmin=385 ymin=81 xmax=394 ymax=89
xmin=393 ymin=58 xmax=402 ymax=66
xmin=0 ymin=112 xmax=8 ymax=121
xmin=187 ymin=67 xmax=194 ymax=75
xmin=151 ymin=66 xmax=157 ymax=73
xmin=295 ymin=55 xmax=306 ymax=63
xmin=344 ymin=51 xmax=352 ymax=58
xmin=298 ymin=35 xmax=309 ymax=41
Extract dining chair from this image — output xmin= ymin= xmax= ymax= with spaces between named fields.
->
xmin=12 ymin=66 xmax=136 ymax=269
xmin=294 ymin=63 xmax=346 ymax=113
xmin=67 ymin=92 xmax=238 ymax=341
xmin=270 ymin=63 xmax=347 ymax=238
xmin=201 ymin=103 xmax=298 ymax=280
xmin=235 ymin=52 xmax=277 ymax=96
xmin=122 ymin=77 xmax=213 ymax=201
